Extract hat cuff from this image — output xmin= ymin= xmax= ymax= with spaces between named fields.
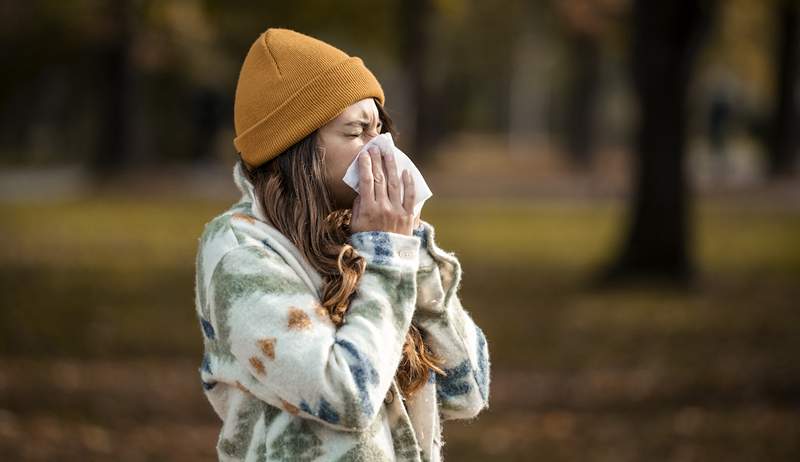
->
xmin=233 ymin=56 xmax=385 ymax=168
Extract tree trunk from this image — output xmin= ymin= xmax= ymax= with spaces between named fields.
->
xmin=605 ymin=0 xmax=715 ymax=283
xmin=90 ymin=0 xmax=134 ymax=177
xmin=398 ymin=0 xmax=437 ymax=167
xmin=768 ymin=0 xmax=799 ymax=178
xmin=564 ymin=33 xmax=600 ymax=169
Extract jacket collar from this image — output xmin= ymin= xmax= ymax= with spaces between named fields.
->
xmin=233 ymin=159 xmax=269 ymax=222
xmin=231 ymin=159 xmax=324 ymax=295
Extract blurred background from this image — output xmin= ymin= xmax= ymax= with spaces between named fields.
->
xmin=1 ymin=0 xmax=799 ymax=460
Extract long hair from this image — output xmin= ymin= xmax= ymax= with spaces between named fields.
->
xmin=238 ymin=98 xmax=446 ymax=400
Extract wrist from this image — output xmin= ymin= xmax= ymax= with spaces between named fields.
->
xmin=349 ymin=230 xmax=420 ymax=271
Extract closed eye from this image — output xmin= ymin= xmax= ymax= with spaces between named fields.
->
xmin=362 ymin=121 xmax=383 ymax=132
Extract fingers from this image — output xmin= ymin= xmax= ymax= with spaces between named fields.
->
xmin=352 ymin=194 xmax=361 ymax=218
xmin=401 ymin=168 xmax=416 ymax=214
xmin=382 ymin=148 xmax=402 ymax=206
xmin=357 ymin=151 xmax=374 ymax=203
xmin=368 ymin=147 xmax=387 ymax=202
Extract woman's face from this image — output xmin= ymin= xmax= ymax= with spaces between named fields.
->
xmin=317 ymin=97 xmax=383 ymax=209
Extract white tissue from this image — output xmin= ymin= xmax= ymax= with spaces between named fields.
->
xmin=342 ymin=132 xmax=433 ymax=217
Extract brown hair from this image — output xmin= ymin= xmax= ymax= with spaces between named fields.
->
xmin=238 ymin=98 xmax=446 ymax=400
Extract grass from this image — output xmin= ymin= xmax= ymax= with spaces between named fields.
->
xmin=0 ymin=195 xmax=798 ymax=460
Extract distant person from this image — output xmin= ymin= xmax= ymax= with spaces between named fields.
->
xmin=193 ymin=28 xmax=490 ymax=461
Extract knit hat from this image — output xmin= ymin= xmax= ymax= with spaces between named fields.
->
xmin=233 ymin=28 xmax=386 ymax=169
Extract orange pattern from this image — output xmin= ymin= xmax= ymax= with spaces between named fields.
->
xmin=281 ymin=398 xmax=301 ymax=415
xmin=257 ymin=337 xmax=276 ymax=360
xmin=249 ymin=356 xmax=266 ymax=375
xmin=232 ymin=212 xmax=256 ymax=224
xmin=287 ymin=307 xmax=312 ymax=330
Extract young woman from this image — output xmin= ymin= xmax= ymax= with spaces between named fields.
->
xmin=194 ymin=28 xmax=490 ymax=462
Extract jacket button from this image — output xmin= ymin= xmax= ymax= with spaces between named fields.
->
xmin=384 ymin=388 xmax=394 ymax=404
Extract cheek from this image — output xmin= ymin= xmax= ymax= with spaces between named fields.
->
xmin=325 ymin=145 xmax=361 ymax=181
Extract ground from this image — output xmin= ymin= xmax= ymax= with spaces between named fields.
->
xmin=0 ymin=143 xmax=798 ymax=460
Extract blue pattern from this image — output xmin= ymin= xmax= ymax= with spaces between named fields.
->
xmin=260 ymin=239 xmax=278 ymax=253
xmin=200 ymin=317 xmax=216 ymax=339
xmin=413 ymin=224 xmax=428 ymax=250
xmin=435 ymin=359 xmax=472 ymax=401
xmin=201 ymin=353 xmax=212 ymax=373
xmin=372 ymin=232 xmax=393 ymax=265
xmin=335 ymin=338 xmax=380 ymax=417
xmin=318 ymin=397 xmax=341 ymax=424
xmin=300 ymin=400 xmax=313 ymax=414
xmin=298 ymin=397 xmax=341 ymax=424
xmin=474 ymin=326 xmax=489 ymax=401
xmin=201 ymin=379 xmax=217 ymax=390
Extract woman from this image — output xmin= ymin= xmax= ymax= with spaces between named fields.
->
xmin=195 ymin=28 xmax=490 ymax=462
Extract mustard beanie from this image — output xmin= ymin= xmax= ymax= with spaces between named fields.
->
xmin=232 ymin=28 xmax=386 ymax=169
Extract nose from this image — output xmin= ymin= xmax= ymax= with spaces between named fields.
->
xmin=363 ymin=131 xmax=379 ymax=145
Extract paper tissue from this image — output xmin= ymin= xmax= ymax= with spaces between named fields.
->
xmin=342 ymin=132 xmax=432 ymax=217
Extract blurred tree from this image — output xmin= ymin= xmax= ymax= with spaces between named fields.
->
xmin=605 ymin=0 xmax=717 ymax=283
xmin=91 ymin=0 xmax=135 ymax=175
xmin=556 ymin=0 xmax=624 ymax=169
xmin=0 ymin=1 xmax=99 ymax=165
xmin=398 ymin=0 xmax=436 ymax=164
xmin=767 ymin=0 xmax=799 ymax=178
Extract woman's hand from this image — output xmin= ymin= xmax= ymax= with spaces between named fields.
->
xmin=351 ymin=146 xmax=417 ymax=236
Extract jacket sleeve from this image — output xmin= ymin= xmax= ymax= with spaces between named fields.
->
xmin=207 ymin=229 xmax=421 ymax=432
xmin=412 ymin=220 xmax=491 ymax=421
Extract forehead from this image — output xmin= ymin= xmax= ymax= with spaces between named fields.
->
xmin=336 ymin=98 xmax=378 ymax=121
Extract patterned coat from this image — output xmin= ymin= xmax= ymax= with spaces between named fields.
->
xmin=194 ymin=160 xmax=491 ymax=461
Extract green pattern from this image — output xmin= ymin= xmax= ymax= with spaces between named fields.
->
xmin=269 ymin=418 xmax=325 ymax=461
xmin=335 ymin=441 xmax=391 ymax=462
xmin=338 ymin=379 xmax=366 ymax=430
xmin=371 ymin=269 xmax=416 ymax=335
xmin=209 ymin=244 xmax=310 ymax=361
xmin=391 ymin=420 xmax=420 ymax=461
xmin=219 ymin=394 xmax=281 ymax=459
xmin=230 ymin=200 xmax=253 ymax=213
xmin=196 ymin=205 xmax=255 ymax=318
xmin=335 ymin=408 xmax=391 ymax=462
xmin=414 ymin=264 xmax=450 ymax=330
xmin=196 ymin=215 xmax=232 ymax=319
xmin=348 ymin=299 xmax=385 ymax=324
xmin=254 ymin=441 xmax=267 ymax=462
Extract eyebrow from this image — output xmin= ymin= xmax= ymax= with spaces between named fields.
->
xmin=344 ymin=119 xmax=382 ymax=127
